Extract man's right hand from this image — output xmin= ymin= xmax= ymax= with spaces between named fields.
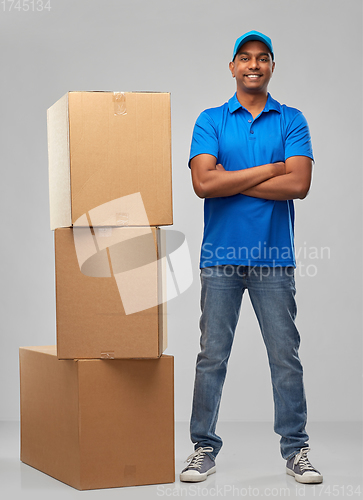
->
xmin=273 ymin=161 xmax=286 ymax=177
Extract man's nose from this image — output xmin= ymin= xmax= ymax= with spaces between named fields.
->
xmin=249 ymin=58 xmax=260 ymax=69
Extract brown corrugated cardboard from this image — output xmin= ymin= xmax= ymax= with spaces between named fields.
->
xmin=47 ymin=91 xmax=173 ymax=229
xmin=54 ymin=226 xmax=168 ymax=359
xmin=19 ymin=346 xmax=175 ymax=490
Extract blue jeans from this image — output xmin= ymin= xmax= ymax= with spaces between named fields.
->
xmin=190 ymin=265 xmax=309 ymax=461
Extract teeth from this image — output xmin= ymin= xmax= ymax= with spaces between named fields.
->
xmin=246 ymin=75 xmax=260 ymax=78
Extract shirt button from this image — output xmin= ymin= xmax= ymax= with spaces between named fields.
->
xmin=248 ymin=119 xmax=252 ymax=123
xmin=250 ymin=130 xmax=254 ymax=134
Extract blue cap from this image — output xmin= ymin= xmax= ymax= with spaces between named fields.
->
xmin=232 ymin=31 xmax=274 ymax=61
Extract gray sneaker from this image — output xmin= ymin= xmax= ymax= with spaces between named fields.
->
xmin=180 ymin=446 xmax=216 ymax=482
xmin=286 ymin=447 xmax=323 ymax=484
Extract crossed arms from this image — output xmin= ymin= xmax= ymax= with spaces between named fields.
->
xmin=190 ymin=154 xmax=312 ymax=201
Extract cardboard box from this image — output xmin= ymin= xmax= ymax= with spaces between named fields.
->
xmin=54 ymin=226 xmax=168 ymax=359
xmin=47 ymin=91 xmax=173 ymax=229
xmin=19 ymin=346 xmax=175 ymax=490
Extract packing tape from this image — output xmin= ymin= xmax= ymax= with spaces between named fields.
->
xmin=100 ymin=351 xmax=115 ymax=359
xmin=74 ymin=192 xmax=150 ymax=228
xmin=113 ymin=92 xmax=127 ymax=116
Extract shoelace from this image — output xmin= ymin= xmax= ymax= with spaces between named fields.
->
xmin=185 ymin=446 xmax=214 ymax=470
xmin=293 ymin=447 xmax=317 ymax=472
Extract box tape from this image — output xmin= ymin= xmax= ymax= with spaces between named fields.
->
xmin=113 ymin=92 xmax=127 ymax=116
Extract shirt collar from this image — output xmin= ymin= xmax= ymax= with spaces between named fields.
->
xmin=228 ymin=92 xmax=282 ymax=114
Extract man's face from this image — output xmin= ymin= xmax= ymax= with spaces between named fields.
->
xmin=229 ymin=40 xmax=275 ymax=95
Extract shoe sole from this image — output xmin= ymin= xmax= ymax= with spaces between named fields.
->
xmin=286 ymin=467 xmax=323 ymax=484
xmin=180 ymin=466 xmax=216 ymax=482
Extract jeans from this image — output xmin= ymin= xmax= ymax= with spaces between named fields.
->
xmin=190 ymin=265 xmax=309 ymax=461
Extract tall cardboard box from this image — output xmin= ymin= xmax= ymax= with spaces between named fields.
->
xmin=54 ymin=226 xmax=168 ymax=359
xmin=19 ymin=346 xmax=175 ymax=490
xmin=47 ymin=91 xmax=173 ymax=229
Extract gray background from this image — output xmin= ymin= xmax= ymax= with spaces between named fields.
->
xmin=0 ymin=0 xmax=361 ymax=428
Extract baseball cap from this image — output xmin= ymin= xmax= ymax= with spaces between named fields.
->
xmin=232 ymin=30 xmax=274 ymax=61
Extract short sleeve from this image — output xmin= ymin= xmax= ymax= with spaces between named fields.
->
xmin=284 ymin=112 xmax=314 ymax=162
xmin=188 ymin=111 xmax=219 ymax=168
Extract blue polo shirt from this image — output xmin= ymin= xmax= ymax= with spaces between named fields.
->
xmin=189 ymin=93 xmax=314 ymax=268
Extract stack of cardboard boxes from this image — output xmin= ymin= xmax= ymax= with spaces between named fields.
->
xmin=19 ymin=91 xmax=175 ymax=490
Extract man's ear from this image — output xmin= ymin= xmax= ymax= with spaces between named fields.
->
xmin=229 ymin=61 xmax=235 ymax=78
xmin=272 ymin=61 xmax=275 ymax=74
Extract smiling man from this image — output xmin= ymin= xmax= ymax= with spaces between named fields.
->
xmin=180 ymin=31 xmax=323 ymax=485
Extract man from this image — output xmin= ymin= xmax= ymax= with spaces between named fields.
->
xmin=180 ymin=31 xmax=323 ymax=485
